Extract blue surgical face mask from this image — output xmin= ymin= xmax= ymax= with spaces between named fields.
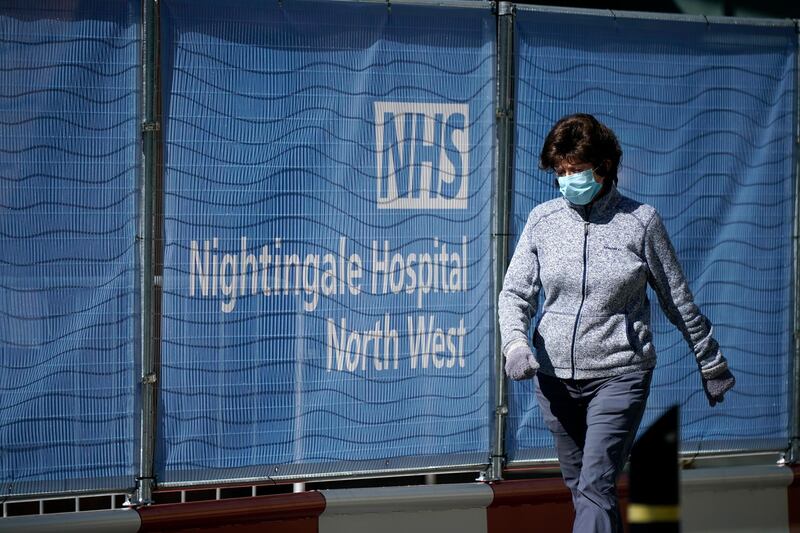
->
xmin=558 ymin=168 xmax=601 ymax=206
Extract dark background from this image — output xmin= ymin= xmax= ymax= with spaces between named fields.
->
xmin=519 ymin=0 xmax=800 ymax=19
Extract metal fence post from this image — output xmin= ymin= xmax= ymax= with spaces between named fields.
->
xmin=484 ymin=0 xmax=515 ymax=483
xmin=789 ymin=20 xmax=800 ymax=465
xmin=132 ymin=0 xmax=160 ymax=506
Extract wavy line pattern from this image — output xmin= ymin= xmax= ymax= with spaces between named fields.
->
xmin=0 ymin=2 xmax=139 ymax=495
xmin=507 ymin=10 xmax=797 ymax=460
xmin=5 ymin=0 xmax=793 ymax=493
xmin=158 ymin=0 xmax=496 ymax=481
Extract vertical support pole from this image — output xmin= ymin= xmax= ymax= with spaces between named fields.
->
xmin=790 ymin=21 xmax=800 ymax=465
xmin=133 ymin=0 xmax=160 ymax=506
xmin=485 ymin=0 xmax=515 ymax=482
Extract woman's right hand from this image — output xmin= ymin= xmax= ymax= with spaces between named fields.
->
xmin=504 ymin=345 xmax=539 ymax=381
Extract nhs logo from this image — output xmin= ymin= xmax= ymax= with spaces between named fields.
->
xmin=374 ymin=102 xmax=469 ymax=209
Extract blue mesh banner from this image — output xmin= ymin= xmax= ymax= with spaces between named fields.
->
xmin=158 ymin=0 xmax=495 ymax=483
xmin=0 ymin=1 xmax=139 ymax=495
xmin=508 ymin=10 xmax=797 ymax=461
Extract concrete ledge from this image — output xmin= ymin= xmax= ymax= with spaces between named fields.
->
xmin=0 ymin=509 xmax=140 ymax=533
xmin=321 ymin=483 xmax=494 ymax=514
xmin=681 ymin=464 xmax=794 ymax=491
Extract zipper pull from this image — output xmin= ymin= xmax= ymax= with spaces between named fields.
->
xmin=584 ymin=222 xmax=589 ymax=235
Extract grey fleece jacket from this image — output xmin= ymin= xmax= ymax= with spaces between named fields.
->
xmin=498 ymin=185 xmax=729 ymax=380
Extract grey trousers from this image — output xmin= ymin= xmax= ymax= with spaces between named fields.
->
xmin=535 ymin=369 xmax=653 ymax=533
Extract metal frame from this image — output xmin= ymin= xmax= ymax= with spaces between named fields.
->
xmin=481 ymin=0 xmax=516 ymax=483
xmin=1 ymin=493 xmax=128 ymax=518
xmin=322 ymin=0 xmax=497 ymax=8
xmin=141 ymin=0 xmax=498 ymax=491
xmin=132 ymin=0 xmax=160 ymax=507
xmin=3 ymin=0 xmax=800 ymax=503
xmin=515 ymin=3 xmax=796 ymax=27
xmin=789 ymin=21 xmax=800 ymax=466
xmin=503 ymin=3 xmax=800 ymax=470
xmin=156 ymin=462 xmax=485 ymax=490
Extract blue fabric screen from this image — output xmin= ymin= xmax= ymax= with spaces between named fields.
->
xmin=508 ymin=9 xmax=797 ymax=461
xmin=0 ymin=1 xmax=140 ymax=495
xmin=158 ymin=0 xmax=495 ymax=483
xmin=1 ymin=1 xmax=797 ymax=496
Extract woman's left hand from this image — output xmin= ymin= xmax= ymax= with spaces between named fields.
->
xmin=702 ymin=368 xmax=736 ymax=407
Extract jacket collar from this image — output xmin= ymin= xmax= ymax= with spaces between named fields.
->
xmin=564 ymin=183 xmax=621 ymax=222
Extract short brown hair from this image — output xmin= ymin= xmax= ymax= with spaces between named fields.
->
xmin=539 ymin=113 xmax=622 ymax=185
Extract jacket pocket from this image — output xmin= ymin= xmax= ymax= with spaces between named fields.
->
xmin=574 ymin=313 xmax=637 ymax=370
xmin=533 ymin=310 xmax=576 ymax=371
xmin=626 ymin=314 xmax=653 ymax=356
xmin=625 ymin=314 xmax=639 ymax=351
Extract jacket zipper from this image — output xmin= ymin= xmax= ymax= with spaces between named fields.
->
xmin=569 ymin=220 xmax=590 ymax=379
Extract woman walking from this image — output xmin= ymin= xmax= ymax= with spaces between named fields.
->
xmin=498 ymin=113 xmax=735 ymax=533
